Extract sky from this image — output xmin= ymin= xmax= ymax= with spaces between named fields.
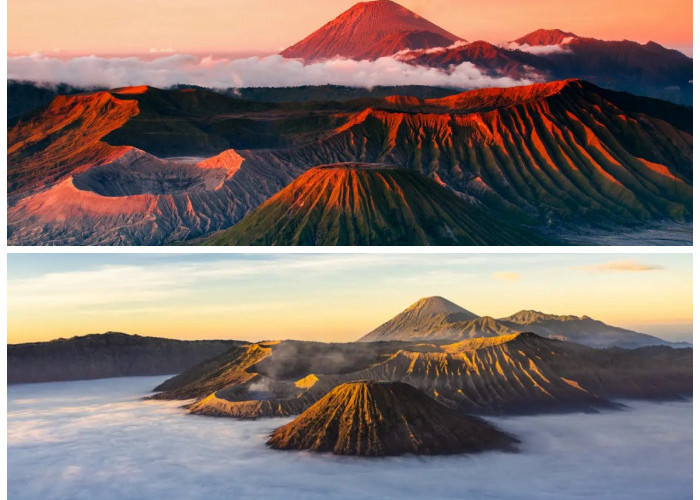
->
xmin=8 ymin=0 xmax=692 ymax=57
xmin=6 ymin=253 xmax=692 ymax=344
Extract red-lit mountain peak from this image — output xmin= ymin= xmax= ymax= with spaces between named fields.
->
xmin=281 ymin=0 xmax=462 ymax=61
xmin=514 ymin=28 xmax=579 ymax=46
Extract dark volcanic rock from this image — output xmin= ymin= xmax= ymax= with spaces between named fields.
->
xmin=267 ymin=380 xmax=517 ymax=456
xmin=8 ymin=332 xmax=240 ymax=384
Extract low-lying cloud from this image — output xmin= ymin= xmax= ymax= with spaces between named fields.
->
xmin=502 ymin=42 xmax=572 ymax=55
xmin=7 ymin=376 xmax=692 ymax=500
xmin=8 ymin=53 xmax=534 ymax=90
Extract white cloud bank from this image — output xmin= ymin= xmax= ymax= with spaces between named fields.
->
xmin=7 ymin=376 xmax=692 ymax=500
xmin=502 ymin=41 xmax=573 ymax=55
xmin=7 ymin=53 xmax=534 ymax=90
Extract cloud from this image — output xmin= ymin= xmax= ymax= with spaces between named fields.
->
xmin=502 ymin=42 xmax=572 ymax=55
xmin=492 ymin=272 xmax=521 ymax=282
xmin=7 ymin=376 xmax=692 ymax=500
xmin=579 ymin=260 xmax=665 ymax=273
xmin=7 ymin=53 xmax=534 ymax=90
xmin=7 ymin=254 xmax=485 ymax=310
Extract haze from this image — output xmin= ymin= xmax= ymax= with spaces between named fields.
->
xmin=7 ymin=253 xmax=692 ymax=344
xmin=8 ymin=0 xmax=692 ymax=57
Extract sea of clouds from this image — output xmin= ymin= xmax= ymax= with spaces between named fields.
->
xmin=7 ymin=53 xmax=533 ymax=90
xmin=7 ymin=376 xmax=692 ymax=500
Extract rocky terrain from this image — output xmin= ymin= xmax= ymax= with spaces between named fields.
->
xmin=204 ymin=164 xmax=551 ymax=245
xmin=8 ymin=79 xmax=692 ymax=245
xmin=359 ymin=296 xmax=683 ymax=348
xmin=152 ymin=333 xmax=692 ymax=419
xmin=8 ymin=332 xmax=240 ymax=384
xmin=267 ymin=381 xmax=517 ymax=456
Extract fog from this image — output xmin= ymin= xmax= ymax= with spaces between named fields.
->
xmin=7 ymin=53 xmax=533 ymax=90
xmin=7 ymin=376 xmax=691 ymax=500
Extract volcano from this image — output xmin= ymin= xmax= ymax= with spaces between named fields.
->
xmin=361 ymin=296 xmax=480 ymax=341
xmin=360 ymin=296 xmax=681 ymax=348
xmin=267 ymin=381 xmax=517 ymax=456
xmin=153 ymin=332 xmax=691 ymax=420
xmin=281 ymin=0 xmax=462 ymax=61
xmin=203 ymin=164 xmax=550 ymax=246
xmin=7 ymin=80 xmax=692 ymax=246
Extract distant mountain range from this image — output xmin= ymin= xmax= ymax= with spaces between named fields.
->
xmin=280 ymin=1 xmax=691 ymax=105
xmin=8 ymin=332 xmax=240 ymax=384
xmin=8 ymin=79 xmax=691 ymax=245
xmin=359 ymin=296 xmax=686 ymax=348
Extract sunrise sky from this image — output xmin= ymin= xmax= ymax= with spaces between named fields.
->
xmin=7 ymin=253 xmax=692 ymax=344
xmin=8 ymin=0 xmax=693 ymax=57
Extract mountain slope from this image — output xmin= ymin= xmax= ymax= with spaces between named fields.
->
xmin=361 ymin=296 xmax=481 ymax=341
xmin=8 ymin=332 xmax=239 ymax=384
xmin=8 ymin=80 xmax=692 ymax=245
xmin=267 ymin=381 xmax=517 ymax=456
xmin=498 ymin=310 xmax=673 ymax=348
xmin=281 ymin=0 xmax=461 ymax=61
xmin=203 ymin=164 xmax=550 ymax=245
xmin=511 ymin=29 xmax=693 ymax=104
xmin=359 ymin=297 xmax=679 ymax=348
xmin=153 ymin=334 xmax=692 ymax=419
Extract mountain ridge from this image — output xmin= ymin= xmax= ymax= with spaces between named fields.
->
xmin=359 ymin=296 xmax=682 ymax=348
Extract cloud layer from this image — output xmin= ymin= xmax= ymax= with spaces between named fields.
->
xmin=7 ymin=376 xmax=692 ymax=500
xmin=8 ymin=53 xmax=534 ymax=90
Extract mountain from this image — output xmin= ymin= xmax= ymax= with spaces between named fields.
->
xmin=8 ymin=80 xmax=692 ymax=245
xmin=281 ymin=0 xmax=461 ymax=61
xmin=7 ymin=332 xmax=240 ymax=384
xmin=203 ymin=164 xmax=550 ymax=246
xmin=512 ymin=29 xmax=693 ymax=105
xmin=267 ymin=381 xmax=517 ymax=456
xmin=361 ymin=296 xmax=480 ymax=341
xmin=278 ymin=0 xmax=691 ymax=104
xmin=153 ymin=334 xmax=691 ymax=419
xmin=359 ymin=297 xmax=681 ymax=348
xmin=498 ymin=310 xmax=676 ymax=348
xmin=403 ymin=28 xmax=692 ymax=104
xmin=514 ymin=28 xmax=578 ymax=46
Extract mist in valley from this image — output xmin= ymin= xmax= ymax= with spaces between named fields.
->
xmin=7 ymin=376 xmax=691 ymax=500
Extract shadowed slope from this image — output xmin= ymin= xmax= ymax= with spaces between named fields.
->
xmin=267 ymin=381 xmax=517 ymax=456
xmin=8 ymin=332 xmax=239 ymax=384
xmin=204 ymin=164 xmax=550 ymax=246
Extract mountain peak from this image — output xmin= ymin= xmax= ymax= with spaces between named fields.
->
xmin=267 ymin=380 xmax=517 ymax=455
xmin=514 ymin=28 xmax=579 ymax=46
xmin=405 ymin=296 xmax=475 ymax=318
xmin=281 ymin=0 xmax=461 ymax=61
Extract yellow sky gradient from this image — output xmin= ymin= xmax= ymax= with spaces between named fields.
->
xmin=6 ymin=254 xmax=692 ymax=344
xmin=8 ymin=0 xmax=692 ymax=56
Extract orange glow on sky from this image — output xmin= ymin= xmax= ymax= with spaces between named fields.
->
xmin=8 ymin=0 xmax=693 ymax=56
